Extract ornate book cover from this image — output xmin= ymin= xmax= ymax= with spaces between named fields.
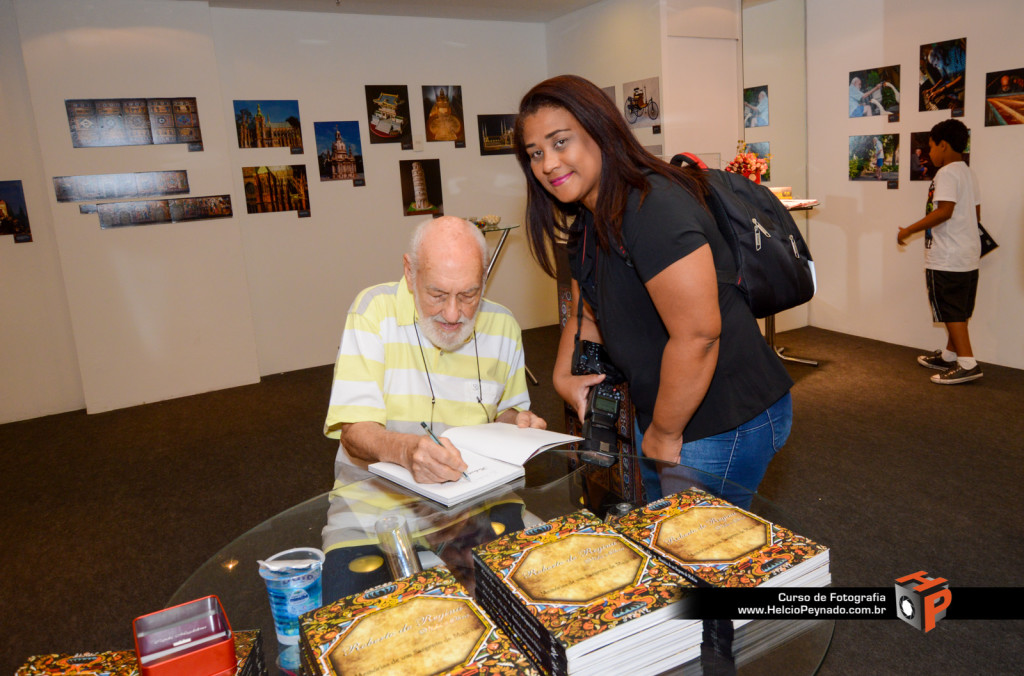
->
xmin=472 ymin=510 xmax=696 ymax=675
xmin=14 ymin=650 xmax=140 ymax=675
xmin=614 ymin=488 xmax=830 ymax=588
xmin=299 ymin=565 xmax=538 ymax=676
xmin=15 ymin=630 xmax=265 ymax=676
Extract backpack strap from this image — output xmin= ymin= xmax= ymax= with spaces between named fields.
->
xmin=669 ymin=153 xmax=740 ymax=288
xmin=670 ymin=152 xmax=708 ymax=170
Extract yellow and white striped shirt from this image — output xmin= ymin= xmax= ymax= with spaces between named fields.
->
xmin=324 ymin=278 xmax=531 ymax=467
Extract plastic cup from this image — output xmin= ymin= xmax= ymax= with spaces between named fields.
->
xmin=258 ymin=547 xmax=325 ymax=669
xmin=375 ymin=515 xmax=422 ymax=580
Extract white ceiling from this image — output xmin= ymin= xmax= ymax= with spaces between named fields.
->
xmin=201 ymin=0 xmax=606 ymax=23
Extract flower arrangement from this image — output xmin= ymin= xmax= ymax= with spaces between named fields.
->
xmin=725 ymin=141 xmax=769 ymax=181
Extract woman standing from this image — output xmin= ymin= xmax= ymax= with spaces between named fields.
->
xmin=514 ymin=74 xmax=793 ymax=507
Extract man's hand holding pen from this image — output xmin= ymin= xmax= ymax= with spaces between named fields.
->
xmin=409 ymin=421 xmax=470 ymax=484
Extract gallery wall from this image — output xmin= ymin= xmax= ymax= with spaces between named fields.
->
xmin=806 ymin=0 xmax=1024 ymax=370
xmin=15 ymin=0 xmax=263 ymax=416
xmin=0 ymin=0 xmax=553 ymax=422
xmin=206 ymin=8 xmax=553 ymax=375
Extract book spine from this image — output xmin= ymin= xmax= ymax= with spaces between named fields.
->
xmin=474 ymin=553 xmax=567 ymax=675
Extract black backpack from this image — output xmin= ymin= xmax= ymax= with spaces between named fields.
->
xmin=671 ymin=153 xmax=816 ymax=318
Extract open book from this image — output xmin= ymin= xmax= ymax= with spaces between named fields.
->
xmin=368 ymin=422 xmax=583 ymax=506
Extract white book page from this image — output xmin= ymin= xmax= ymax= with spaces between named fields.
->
xmin=442 ymin=422 xmax=582 ymax=466
xmin=369 ymin=448 xmax=523 ymax=506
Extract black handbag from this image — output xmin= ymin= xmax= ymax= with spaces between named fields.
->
xmin=979 ymin=222 xmax=998 ymax=257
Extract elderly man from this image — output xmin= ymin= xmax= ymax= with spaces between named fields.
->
xmin=320 ymin=216 xmax=545 ymax=602
xmin=325 ymin=215 xmax=545 ymax=483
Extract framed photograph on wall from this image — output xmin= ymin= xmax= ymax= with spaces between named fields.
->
xmin=745 ymin=141 xmax=771 ymax=181
xmin=743 ymin=85 xmax=769 ymax=128
xmin=0 ymin=180 xmax=32 ymax=243
xmin=849 ymin=66 xmax=900 ymax=121
xmin=242 ymin=165 xmax=310 ymax=216
xmin=365 ymin=85 xmax=412 ymax=149
xmin=314 ymin=121 xmax=365 ymax=185
xmin=919 ymin=38 xmax=966 ymax=114
xmin=849 ymin=134 xmax=898 ymax=183
xmin=476 ymin=114 xmax=515 ymax=156
xmin=65 ymin=97 xmax=203 ymax=150
xmin=234 ymin=100 xmax=303 ymax=151
xmin=622 ymin=77 xmax=661 ymax=129
xmin=984 ymin=67 xmax=1024 ymax=126
xmin=399 ymin=159 xmax=443 ymax=217
xmin=422 ymin=85 xmax=465 ymax=147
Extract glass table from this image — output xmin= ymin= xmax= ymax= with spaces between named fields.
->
xmin=169 ymin=452 xmax=833 ymax=675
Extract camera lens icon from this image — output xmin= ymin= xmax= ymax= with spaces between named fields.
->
xmin=898 ymin=596 xmax=915 ymax=620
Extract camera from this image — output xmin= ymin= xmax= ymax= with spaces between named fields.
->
xmin=572 ymin=340 xmax=625 ymax=467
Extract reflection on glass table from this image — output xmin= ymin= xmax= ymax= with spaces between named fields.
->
xmin=169 ymin=451 xmax=833 ymax=675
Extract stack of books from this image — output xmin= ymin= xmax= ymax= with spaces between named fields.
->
xmin=613 ymin=488 xmax=831 ymax=591
xmin=614 ymin=488 xmax=831 ymax=664
xmin=14 ymin=629 xmax=267 ymax=676
xmin=298 ymin=565 xmax=539 ymax=675
xmin=472 ymin=510 xmax=703 ymax=676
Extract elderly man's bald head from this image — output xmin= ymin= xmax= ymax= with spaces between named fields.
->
xmin=406 ymin=216 xmax=488 ymax=280
xmin=403 ymin=217 xmax=489 ymax=351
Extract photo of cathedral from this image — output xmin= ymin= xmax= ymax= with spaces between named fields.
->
xmin=476 ymin=114 xmax=516 ymax=156
xmin=314 ymin=121 xmax=365 ymax=185
xmin=364 ymin=85 xmax=412 ymax=147
xmin=234 ymin=100 xmax=304 ymax=151
xmin=399 ymin=159 xmax=443 ymax=217
xmin=422 ymin=85 xmax=465 ymax=145
xmin=242 ymin=165 xmax=310 ymax=216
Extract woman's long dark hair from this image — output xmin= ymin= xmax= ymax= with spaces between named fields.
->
xmin=514 ymin=74 xmax=709 ymax=277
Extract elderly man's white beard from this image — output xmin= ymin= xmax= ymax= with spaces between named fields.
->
xmin=414 ymin=296 xmax=478 ymax=352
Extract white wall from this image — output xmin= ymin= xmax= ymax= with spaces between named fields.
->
xmin=661 ymin=0 xmax=744 ymax=163
xmin=544 ymin=0 xmax=665 ymax=148
xmin=0 ymin=0 xmax=84 ymax=421
xmin=15 ymin=0 xmax=262 ymax=415
xmin=742 ymin=0 xmax=809 ymax=332
xmin=806 ymin=0 xmax=1024 ymax=369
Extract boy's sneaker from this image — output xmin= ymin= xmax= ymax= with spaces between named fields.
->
xmin=930 ymin=363 xmax=983 ymax=385
xmin=918 ymin=350 xmax=956 ymax=370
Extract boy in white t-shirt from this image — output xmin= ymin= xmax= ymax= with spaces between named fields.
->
xmin=897 ymin=119 xmax=982 ymax=384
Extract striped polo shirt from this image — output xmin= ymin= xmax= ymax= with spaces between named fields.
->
xmin=324 ymin=278 xmax=531 ymax=467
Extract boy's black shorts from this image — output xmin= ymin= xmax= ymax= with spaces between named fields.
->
xmin=926 ymin=269 xmax=978 ymax=323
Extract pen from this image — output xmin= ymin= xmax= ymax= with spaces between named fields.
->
xmin=420 ymin=421 xmax=471 ymax=481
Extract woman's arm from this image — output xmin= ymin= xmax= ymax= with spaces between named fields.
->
xmin=554 ymin=279 xmax=608 ymax=421
xmin=641 ymin=244 xmax=721 ymax=463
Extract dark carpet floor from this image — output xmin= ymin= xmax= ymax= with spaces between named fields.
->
xmin=2 ymin=326 xmax=1022 ymax=674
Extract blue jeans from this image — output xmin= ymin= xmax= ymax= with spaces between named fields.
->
xmin=636 ymin=392 xmax=792 ymax=509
